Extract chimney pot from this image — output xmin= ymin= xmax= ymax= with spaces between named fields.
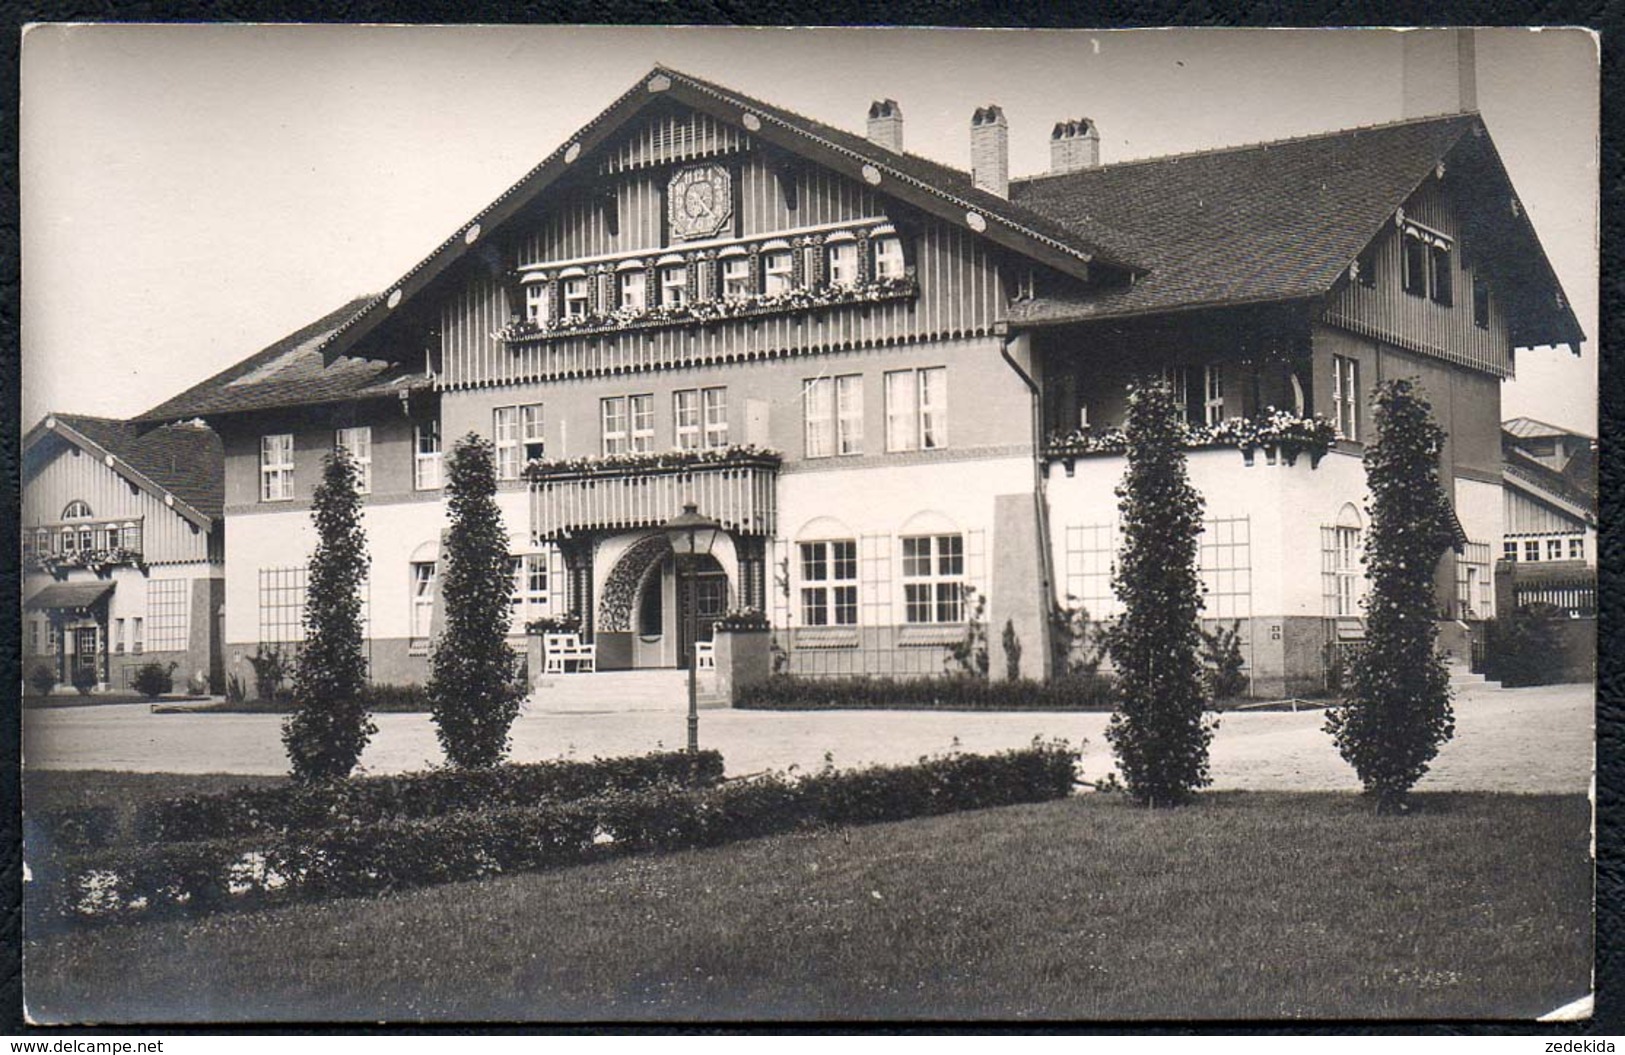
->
xmin=866 ymin=98 xmax=904 ymax=153
xmin=970 ymin=104 xmax=1009 ymax=198
xmin=1049 ymin=116 xmax=1100 ymax=174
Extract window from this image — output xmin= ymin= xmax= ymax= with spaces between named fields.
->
xmin=335 ymin=427 xmax=372 ymax=494
xmin=1333 ymin=355 xmax=1360 ymax=441
xmin=1203 ymin=365 xmax=1225 ymax=426
xmin=260 ymin=434 xmax=294 ymax=502
xmin=827 ymin=241 xmax=858 ymax=287
xmin=60 ymin=527 xmax=76 ymax=555
xmin=1547 ymin=538 xmax=1563 ymax=561
xmin=494 ymin=404 xmax=543 ymax=480
xmin=763 ymin=250 xmax=794 ymax=295
xmin=805 ymin=375 xmax=862 ymax=458
xmin=1524 ymin=540 xmax=1540 ymax=562
xmin=886 ymin=367 xmax=947 ymax=452
xmin=524 ymin=281 xmax=550 ymax=326
xmin=721 ymin=256 xmax=752 ymax=300
xmin=1570 ymin=537 xmax=1585 ymax=560
xmin=562 ymin=277 xmax=590 ymax=319
xmin=674 ymin=387 xmax=728 ymax=450
xmin=147 ymin=579 xmax=189 ymax=653
xmin=132 ymin=617 xmax=144 ymax=655
xmin=660 ymin=264 xmax=689 ymax=307
xmin=414 ymin=421 xmax=443 ymax=490
xmin=410 ymin=562 xmax=436 ymax=641
xmin=1504 ymin=541 xmax=1518 ymax=563
xmin=1401 ymin=226 xmax=1453 ymax=304
xmin=62 ymin=500 xmax=92 ymax=519
xmin=258 ymin=566 xmax=308 ymax=647
xmin=1430 ymin=244 xmax=1453 ymax=306
xmin=902 ymin=534 xmax=965 ymax=624
xmin=799 ymin=540 xmax=858 ymax=626
xmin=602 ymin=395 xmax=654 ymax=454
xmin=1473 ymin=275 xmax=1491 ymax=329
xmin=1355 ymin=245 xmax=1378 ymax=288
xmin=873 ymin=235 xmax=905 ymax=280
xmin=1334 ymin=526 xmax=1360 ymax=617
xmin=509 ymin=553 xmax=551 ymax=632
xmin=113 ymin=618 xmax=125 ymax=654
xmin=836 ymin=374 xmax=864 ymax=455
xmin=79 ymin=526 xmax=94 ymax=553
xmin=619 ymin=268 xmax=647 ymax=311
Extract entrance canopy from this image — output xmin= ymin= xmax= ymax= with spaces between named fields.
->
xmin=26 ymin=581 xmax=114 ymax=611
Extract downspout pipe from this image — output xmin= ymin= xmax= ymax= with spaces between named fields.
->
xmin=997 ymin=321 xmax=1059 ymax=677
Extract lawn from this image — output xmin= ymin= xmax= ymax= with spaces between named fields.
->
xmin=24 ymin=790 xmax=1592 ymax=1023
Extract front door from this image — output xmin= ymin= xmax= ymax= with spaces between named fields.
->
xmin=74 ymin=626 xmax=99 ymax=685
xmin=677 ymin=565 xmax=728 ymax=668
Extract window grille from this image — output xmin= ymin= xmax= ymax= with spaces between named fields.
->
xmin=146 ymin=579 xmax=191 ymax=653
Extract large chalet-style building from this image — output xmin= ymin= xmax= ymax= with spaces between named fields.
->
xmin=133 ymin=64 xmax=1581 ymax=697
xmin=22 ymin=414 xmax=225 ymax=690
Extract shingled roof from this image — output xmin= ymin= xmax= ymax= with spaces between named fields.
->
xmin=133 ymin=295 xmax=431 ymax=425
xmin=26 ymin=413 xmax=225 ymax=524
xmin=1006 ymin=112 xmax=1582 ymax=351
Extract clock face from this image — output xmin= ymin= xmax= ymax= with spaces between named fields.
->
xmin=668 ymin=164 xmax=733 ymax=241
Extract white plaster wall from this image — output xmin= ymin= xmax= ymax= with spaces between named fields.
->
xmin=1455 ymin=477 xmax=1504 ymax=551
xmin=777 ymin=455 xmax=1031 ymax=619
xmin=1044 ymin=446 xmax=1370 ymax=619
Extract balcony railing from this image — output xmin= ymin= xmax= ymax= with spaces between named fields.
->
xmin=1043 ymin=410 xmax=1339 ymax=470
xmin=25 ymin=518 xmax=146 ymax=576
xmin=529 ymin=448 xmax=780 ymax=540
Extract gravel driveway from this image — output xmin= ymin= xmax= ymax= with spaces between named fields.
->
xmin=23 ymin=680 xmax=1593 ymax=793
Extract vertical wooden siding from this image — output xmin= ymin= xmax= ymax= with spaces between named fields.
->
xmin=1322 ymin=178 xmax=1512 ymax=376
xmin=1504 ymin=487 xmax=1584 ymax=536
xmin=444 ymin=224 xmax=1006 ymax=389
xmin=22 ymin=441 xmax=211 ymax=565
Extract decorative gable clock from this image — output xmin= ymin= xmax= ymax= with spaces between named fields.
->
xmin=668 ymin=164 xmax=733 ymax=241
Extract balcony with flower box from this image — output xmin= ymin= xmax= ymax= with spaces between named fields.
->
xmin=1043 ymin=409 xmax=1340 ymax=475
xmin=25 ymin=518 xmax=147 ymax=578
xmin=526 ymin=446 xmax=781 ymax=541
xmin=493 ymin=276 xmax=918 ymax=346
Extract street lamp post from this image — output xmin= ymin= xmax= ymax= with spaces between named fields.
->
xmin=662 ymin=501 xmax=723 ymax=753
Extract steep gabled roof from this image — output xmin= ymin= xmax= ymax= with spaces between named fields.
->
xmin=310 ymin=65 xmax=1146 ymax=366
xmin=24 ymin=413 xmax=225 ymax=526
xmin=1503 ymin=445 xmax=1596 ymax=525
xmin=132 ymin=296 xmax=431 ymax=425
xmin=1503 ymin=416 xmax=1592 ymax=441
xmin=1006 ymin=112 xmax=1583 ymax=350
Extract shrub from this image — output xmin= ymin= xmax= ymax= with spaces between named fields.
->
xmin=71 ymin=666 xmax=98 ymax=696
xmin=39 ymin=742 xmax=1078 ymax=925
xmin=25 ymin=806 xmax=120 ymax=855
xmin=1106 ymin=381 xmax=1214 ymax=806
xmin=429 ymin=435 xmax=524 ymax=768
xmin=247 ymin=645 xmax=290 ymax=702
xmin=29 ymin=665 xmax=57 ymax=697
xmin=283 ymin=445 xmax=375 ymax=784
xmin=134 ymin=750 xmax=725 ymax=844
xmin=1483 ymin=605 xmax=1567 ymax=687
xmin=1050 ymin=599 xmax=1107 ymax=679
xmin=224 ymin=672 xmax=248 ymax=704
xmin=734 ymin=673 xmax=1118 ymax=711
xmin=131 ymin=661 xmax=175 ymax=700
xmin=1002 ymin=619 xmax=1022 ymax=681
xmin=944 ymin=587 xmax=989 ymax=678
xmin=1324 ymin=378 xmax=1456 ymax=811
xmin=1202 ymin=620 xmax=1248 ymax=701
xmin=357 ymin=682 xmax=432 ymax=712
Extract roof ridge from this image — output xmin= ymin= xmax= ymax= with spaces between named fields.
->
xmin=1012 ymin=110 xmax=1479 ymax=185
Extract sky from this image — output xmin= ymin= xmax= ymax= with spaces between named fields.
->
xmin=20 ymin=25 xmax=1599 ymax=435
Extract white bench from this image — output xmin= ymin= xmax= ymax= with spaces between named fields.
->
xmin=543 ymin=633 xmax=596 ymax=674
xmin=695 ymin=641 xmax=716 ymax=671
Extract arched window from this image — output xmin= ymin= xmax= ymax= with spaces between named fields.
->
xmin=62 ymin=500 xmax=93 ymax=520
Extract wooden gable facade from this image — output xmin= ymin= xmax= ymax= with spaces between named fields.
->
xmin=435 ymin=102 xmax=1013 ymax=391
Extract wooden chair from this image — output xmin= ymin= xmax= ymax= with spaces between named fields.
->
xmin=543 ymin=633 xmax=596 ymax=674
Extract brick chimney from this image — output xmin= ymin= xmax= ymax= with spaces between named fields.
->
xmin=1402 ymin=28 xmax=1478 ymax=118
xmin=1049 ymin=118 xmax=1100 ymax=174
xmin=867 ymin=99 xmax=904 ymax=153
xmin=970 ymin=105 xmax=1009 ymax=198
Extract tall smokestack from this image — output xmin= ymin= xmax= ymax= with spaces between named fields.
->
xmin=867 ymin=99 xmax=904 ymax=153
xmin=1402 ymin=28 xmax=1478 ymax=118
xmin=1049 ymin=118 xmax=1100 ymax=174
xmin=970 ymin=105 xmax=1009 ymax=198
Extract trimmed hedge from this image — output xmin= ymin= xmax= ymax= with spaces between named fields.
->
xmin=24 ymin=806 xmax=120 ymax=856
xmin=34 ymin=741 xmax=1079 ymax=924
xmin=735 ymin=674 xmax=1119 ymax=711
xmin=134 ymin=750 xmax=726 ymax=844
